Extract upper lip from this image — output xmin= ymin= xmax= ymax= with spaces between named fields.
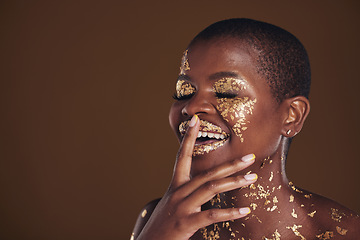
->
xmin=179 ymin=119 xmax=229 ymax=139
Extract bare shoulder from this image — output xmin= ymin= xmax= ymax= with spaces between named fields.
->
xmin=307 ymin=192 xmax=360 ymax=238
xmin=131 ymin=198 xmax=161 ymax=240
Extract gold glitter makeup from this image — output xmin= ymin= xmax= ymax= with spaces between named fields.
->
xmin=316 ymin=231 xmax=334 ymax=239
xmin=263 ymin=229 xmax=281 ymax=240
xmin=141 ymin=209 xmax=147 ymax=218
xmin=213 ymin=77 xmax=247 ymax=94
xmin=330 ymin=208 xmax=345 ymax=222
xmin=179 ymin=49 xmax=190 ymax=75
xmin=213 ymin=77 xmax=256 ymax=142
xmin=289 ymin=195 xmax=294 ymax=202
xmin=193 ymin=139 xmax=226 ymax=156
xmin=269 ymin=172 xmax=274 ymax=181
xmin=250 ymin=202 xmax=258 ymax=210
xmin=288 ymin=182 xmax=303 ymax=193
xmin=200 ymin=223 xmax=220 ymax=240
xmin=336 ymin=226 xmax=348 ymax=235
xmin=308 ymin=210 xmax=316 ymax=217
xmin=260 ymin=157 xmax=273 ymax=169
xmin=291 ymin=209 xmax=298 ymax=218
xmin=304 ymin=194 xmax=312 ymax=199
xmin=175 ymin=79 xmax=196 ymax=99
xmin=286 ymin=224 xmax=305 ymax=239
xmin=179 ymin=119 xmax=227 ymax=136
xmin=216 ymin=97 xmax=256 ymax=142
xmin=179 ymin=119 xmax=229 ymax=156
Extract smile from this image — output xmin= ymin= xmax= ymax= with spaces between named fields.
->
xmin=179 ymin=119 xmax=229 ymax=156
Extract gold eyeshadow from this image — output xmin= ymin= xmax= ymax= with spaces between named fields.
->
xmin=175 ymin=79 xmax=196 ymax=99
xmin=213 ymin=77 xmax=247 ymax=94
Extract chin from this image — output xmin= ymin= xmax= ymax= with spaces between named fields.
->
xmin=190 ymin=142 xmax=233 ymax=177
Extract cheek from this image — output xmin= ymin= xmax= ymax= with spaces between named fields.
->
xmin=216 ymin=97 xmax=257 ymax=142
xmin=169 ymin=102 xmax=183 ymax=140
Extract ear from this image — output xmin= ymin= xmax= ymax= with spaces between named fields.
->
xmin=281 ymin=96 xmax=310 ymax=137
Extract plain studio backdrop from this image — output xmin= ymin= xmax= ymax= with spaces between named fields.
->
xmin=0 ymin=1 xmax=359 ymax=239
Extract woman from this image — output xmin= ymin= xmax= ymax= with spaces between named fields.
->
xmin=132 ymin=18 xmax=360 ymax=239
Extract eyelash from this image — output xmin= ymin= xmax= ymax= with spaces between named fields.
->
xmin=172 ymin=93 xmax=195 ymax=100
xmin=215 ymin=92 xmax=237 ymax=98
xmin=173 ymin=92 xmax=238 ymax=101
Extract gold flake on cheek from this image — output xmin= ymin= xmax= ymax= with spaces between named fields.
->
xmin=308 ymin=210 xmax=316 ymax=217
xmin=141 ymin=209 xmax=147 ymax=218
xmin=289 ymin=195 xmax=294 ymax=202
xmin=216 ymin=96 xmax=256 ymax=141
xmin=179 ymin=49 xmax=190 ymax=75
xmin=286 ymin=225 xmax=305 ymax=239
xmin=175 ymin=79 xmax=195 ymax=99
xmin=336 ymin=226 xmax=348 ymax=235
xmin=316 ymin=231 xmax=334 ymax=239
xmin=330 ymin=208 xmax=346 ymax=222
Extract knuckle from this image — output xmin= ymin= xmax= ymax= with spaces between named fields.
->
xmin=167 ymin=192 xmax=179 ymax=205
xmin=229 ymin=158 xmax=241 ymax=168
xmin=174 ymin=217 xmax=187 ymax=232
xmin=235 ymin=175 xmax=245 ymax=182
xmin=204 ymin=181 xmax=218 ymax=191
xmin=207 ymin=209 xmax=219 ymax=219
xmin=202 ymin=169 xmax=216 ymax=178
xmin=228 ymin=209 xmax=237 ymax=218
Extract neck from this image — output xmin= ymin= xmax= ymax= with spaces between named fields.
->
xmin=201 ymin=152 xmax=304 ymax=237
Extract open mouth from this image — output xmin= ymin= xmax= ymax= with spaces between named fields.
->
xmin=179 ymin=119 xmax=229 ymax=156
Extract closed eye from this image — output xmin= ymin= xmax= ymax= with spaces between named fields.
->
xmin=215 ymin=92 xmax=237 ymax=98
xmin=172 ymin=93 xmax=195 ymax=100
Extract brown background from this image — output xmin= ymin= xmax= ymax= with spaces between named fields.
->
xmin=1 ymin=1 xmax=359 ymax=239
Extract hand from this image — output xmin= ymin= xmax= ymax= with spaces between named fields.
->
xmin=136 ymin=115 xmax=257 ymax=240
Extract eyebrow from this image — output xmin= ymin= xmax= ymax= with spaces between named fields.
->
xmin=177 ymin=74 xmax=191 ymax=81
xmin=209 ymin=71 xmax=240 ymax=81
xmin=177 ymin=71 xmax=246 ymax=82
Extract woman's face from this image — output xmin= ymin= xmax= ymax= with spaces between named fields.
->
xmin=169 ymin=38 xmax=284 ymax=177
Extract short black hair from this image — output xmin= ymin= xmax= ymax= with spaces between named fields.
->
xmin=189 ymin=18 xmax=311 ymax=102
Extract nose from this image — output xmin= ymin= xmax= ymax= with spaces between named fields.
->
xmin=181 ymin=92 xmax=217 ymax=117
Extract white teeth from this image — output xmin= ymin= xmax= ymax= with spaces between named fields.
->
xmin=197 ymin=131 xmax=227 ymax=140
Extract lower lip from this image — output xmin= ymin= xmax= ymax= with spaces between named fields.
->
xmin=193 ymin=139 xmax=227 ymax=156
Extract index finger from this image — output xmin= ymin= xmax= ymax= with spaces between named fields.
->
xmin=171 ymin=115 xmax=199 ymax=188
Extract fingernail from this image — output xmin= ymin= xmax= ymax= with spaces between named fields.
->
xmin=244 ymin=173 xmax=258 ymax=181
xmin=239 ymin=207 xmax=251 ymax=215
xmin=189 ymin=115 xmax=198 ymax=127
xmin=241 ymin=153 xmax=255 ymax=162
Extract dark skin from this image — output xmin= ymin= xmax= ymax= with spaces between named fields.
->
xmin=132 ymin=38 xmax=360 ymax=239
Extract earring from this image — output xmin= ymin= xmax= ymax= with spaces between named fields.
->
xmin=286 ymin=129 xmax=291 ymax=135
